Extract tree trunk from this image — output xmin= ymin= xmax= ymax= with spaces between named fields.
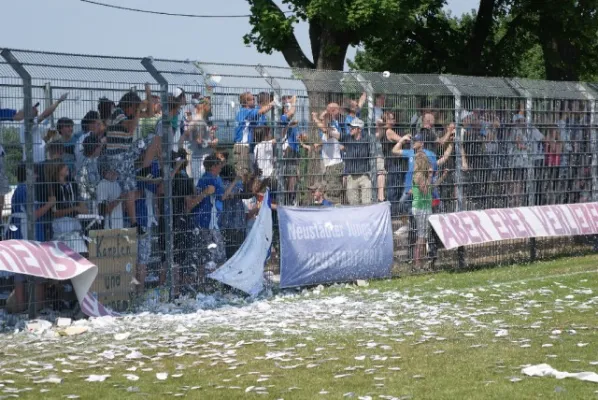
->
xmin=537 ymin=7 xmax=580 ymax=81
xmin=465 ymin=0 xmax=497 ymax=75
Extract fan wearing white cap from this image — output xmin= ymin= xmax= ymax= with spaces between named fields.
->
xmin=344 ymin=118 xmax=374 ymax=205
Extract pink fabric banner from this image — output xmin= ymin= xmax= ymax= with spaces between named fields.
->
xmin=429 ymin=202 xmax=598 ymax=250
xmin=0 ymin=240 xmax=117 ymax=317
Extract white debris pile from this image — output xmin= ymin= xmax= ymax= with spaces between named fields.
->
xmin=521 ymin=364 xmax=598 ymax=383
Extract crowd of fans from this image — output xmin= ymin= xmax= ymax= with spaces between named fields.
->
xmin=0 ymin=86 xmax=594 ymax=313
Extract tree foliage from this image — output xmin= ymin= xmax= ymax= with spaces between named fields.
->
xmin=244 ymin=0 xmax=598 ymax=81
xmin=244 ymin=0 xmax=445 ymax=71
xmin=350 ymin=0 xmax=598 ymax=81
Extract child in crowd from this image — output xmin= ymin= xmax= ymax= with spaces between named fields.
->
xmin=253 ymin=126 xmax=276 ymax=181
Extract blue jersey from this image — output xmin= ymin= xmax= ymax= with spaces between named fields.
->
xmin=280 ymin=115 xmax=299 ymax=153
xmin=234 ymin=107 xmax=266 ymax=144
xmin=6 ymin=184 xmax=46 ymax=241
xmin=194 ymin=172 xmax=225 ymax=229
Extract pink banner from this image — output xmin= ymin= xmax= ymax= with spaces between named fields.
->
xmin=0 ymin=240 xmax=117 ymax=317
xmin=429 ymin=202 xmax=598 ymax=250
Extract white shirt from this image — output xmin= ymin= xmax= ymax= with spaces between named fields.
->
xmin=155 ymin=121 xmax=181 ymax=152
xmin=20 ymin=117 xmax=49 ymax=163
xmin=254 ymin=140 xmax=275 ymax=178
xmin=320 ymin=130 xmax=343 ymax=168
xmin=96 ymin=179 xmax=124 ymax=229
xmin=74 ymin=131 xmax=91 ymax=173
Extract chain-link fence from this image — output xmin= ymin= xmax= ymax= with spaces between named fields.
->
xmin=1 ymin=47 xmax=596 ymax=318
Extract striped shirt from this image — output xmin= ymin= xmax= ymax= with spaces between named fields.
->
xmin=104 ymin=108 xmax=134 ymax=156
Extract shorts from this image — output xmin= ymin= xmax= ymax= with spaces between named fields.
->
xmin=102 ymin=151 xmax=138 ymax=193
xmin=137 ymin=233 xmax=152 ymax=265
xmin=233 ymin=144 xmax=251 ymax=176
xmin=376 ymin=156 xmax=386 ymax=174
xmin=413 ymin=208 xmax=431 ymax=239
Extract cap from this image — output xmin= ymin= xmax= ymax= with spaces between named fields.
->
xmin=413 ymin=133 xmax=423 ymax=142
xmin=308 ymin=181 xmax=327 ymax=192
xmin=174 ymin=87 xmax=185 ymax=98
xmin=348 ymin=118 xmax=364 ymax=129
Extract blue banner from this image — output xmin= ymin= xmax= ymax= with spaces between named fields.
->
xmin=278 ymin=202 xmax=393 ymax=288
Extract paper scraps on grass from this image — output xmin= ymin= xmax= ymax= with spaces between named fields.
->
xmin=521 ymin=364 xmax=598 ymax=383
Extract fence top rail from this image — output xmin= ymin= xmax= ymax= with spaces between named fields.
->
xmin=1 ymin=47 xmax=598 ymax=101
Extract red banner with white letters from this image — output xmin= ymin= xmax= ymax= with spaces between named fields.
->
xmin=429 ymin=202 xmax=598 ymax=250
xmin=0 ymin=240 xmax=117 ymax=317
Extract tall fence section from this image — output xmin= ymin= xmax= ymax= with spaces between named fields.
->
xmin=0 ymin=48 xmax=596 ymax=317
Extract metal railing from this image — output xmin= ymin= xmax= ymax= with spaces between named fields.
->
xmin=0 ymin=47 xmax=597 ymax=318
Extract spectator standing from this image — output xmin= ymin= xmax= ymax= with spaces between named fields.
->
xmin=412 ymin=152 xmax=433 ymax=270
xmin=19 ymin=93 xmax=68 ymax=164
xmin=253 ymin=126 xmax=276 ymax=181
xmin=96 ymin=165 xmax=124 ymax=230
xmin=186 ymin=96 xmax=217 ymax=180
xmin=75 ymin=111 xmax=105 ymax=172
xmin=344 ymin=118 xmax=373 ymax=205
xmin=47 ymin=162 xmax=88 ymax=256
xmin=102 ymin=91 xmax=145 ymax=235
xmin=391 ymin=130 xmax=438 ymax=235
xmin=57 ymin=117 xmax=76 ymax=175
xmin=233 ymin=92 xmax=275 ymax=176
xmin=311 ymin=103 xmax=344 ymax=204
xmin=280 ymin=95 xmax=299 ymax=205
xmin=75 ymin=135 xmax=105 ymax=214
xmin=192 ymin=155 xmax=229 ymax=275
xmin=220 ymin=164 xmax=247 ymax=259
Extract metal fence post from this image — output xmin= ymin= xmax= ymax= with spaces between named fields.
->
xmin=439 ymin=76 xmax=466 ymax=269
xmin=578 ymin=83 xmax=598 ymax=251
xmin=352 ymin=73 xmax=377 ymax=201
xmin=1 ymin=49 xmax=37 ymax=318
xmin=256 ymin=65 xmax=286 ymax=203
xmin=579 ymin=84 xmax=597 ymax=201
xmin=43 ymin=82 xmax=54 ymax=128
xmin=141 ymin=57 xmax=174 ymax=300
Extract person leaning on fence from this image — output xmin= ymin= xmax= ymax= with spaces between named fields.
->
xmin=344 ymin=118 xmax=373 ymax=205
xmin=186 ymin=96 xmax=218 ymax=180
xmin=412 ymin=151 xmax=435 ymax=270
xmin=56 ymin=117 xmax=76 ymax=175
xmin=96 ymin=163 xmax=125 ymax=230
xmin=75 ymin=111 xmax=105 ymax=173
xmin=308 ymin=182 xmax=332 ymax=207
xmin=342 ymin=92 xmax=366 ymax=137
xmin=253 ymin=126 xmax=276 ymax=181
xmin=391 ymin=130 xmax=438 ymax=236
xmin=75 ymin=134 xmax=105 ymax=214
xmin=233 ymin=92 xmax=275 ymax=176
xmin=311 ymin=103 xmax=344 ymax=205
xmin=192 ymin=155 xmax=229 ymax=276
xmin=101 ymin=91 xmax=146 ymax=236
xmin=220 ymin=164 xmax=248 ymax=259
xmin=280 ymin=95 xmax=299 ymax=205
xmin=46 ymin=161 xmax=88 ymax=256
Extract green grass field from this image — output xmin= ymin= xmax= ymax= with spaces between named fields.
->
xmin=1 ymin=255 xmax=598 ymax=399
